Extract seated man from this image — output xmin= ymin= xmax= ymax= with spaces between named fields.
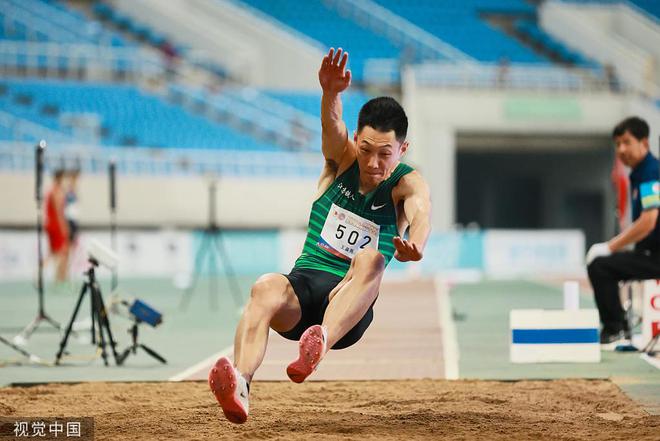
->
xmin=208 ymin=48 xmax=432 ymax=424
xmin=587 ymin=116 xmax=660 ymax=347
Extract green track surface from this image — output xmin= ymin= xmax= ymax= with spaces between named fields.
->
xmin=450 ymin=279 xmax=660 ymax=414
xmin=0 ymin=276 xmax=252 ymax=386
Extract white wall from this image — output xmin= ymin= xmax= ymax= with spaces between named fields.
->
xmin=0 ymin=172 xmax=317 ymax=228
xmin=408 ymin=88 xmax=628 ymax=133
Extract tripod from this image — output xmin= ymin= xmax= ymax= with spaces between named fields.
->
xmin=179 ymin=179 xmax=243 ymax=310
xmin=109 ymin=160 xmax=119 ymax=291
xmin=55 ymin=258 xmax=121 ymax=366
xmin=16 ymin=141 xmax=60 ymax=344
xmin=117 ymin=320 xmax=166 ymax=365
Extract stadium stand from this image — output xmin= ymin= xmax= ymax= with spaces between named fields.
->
xmin=514 ymin=19 xmax=597 ymax=66
xmin=0 ymin=0 xmax=639 ymax=151
xmin=236 ymin=0 xmax=599 ymax=81
xmin=370 ymin=0 xmax=546 ymax=63
xmin=1 ymin=79 xmax=372 ymax=152
xmin=235 ymin=0 xmax=402 ymax=82
xmin=0 ymin=0 xmax=127 ymax=46
xmin=1 ymin=79 xmax=286 ymax=150
xmin=0 ymin=0 xmax=327 ymax=151
xmin=168 ymin=84 xmax=322 ymax=151
xmin=263 ymin=90 xmax=370 ymax=134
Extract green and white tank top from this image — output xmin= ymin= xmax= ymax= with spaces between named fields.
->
xmin=294 ymin=160 xmax=415 ymax=277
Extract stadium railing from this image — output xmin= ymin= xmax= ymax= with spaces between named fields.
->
xmin=0 ymin=141 xmax=320 ymax=177
xmin=365 ymin=60 xmax=611 ymax=92
xmin=168 ymin=84 xmax=321 ymax=152
xmin=1 ymin=0 xmax=125 ymax=46
xmin=0 ymin=110 xmax=73 ymax=144
xmin=0 ymin=41 xmax=164 ymax=81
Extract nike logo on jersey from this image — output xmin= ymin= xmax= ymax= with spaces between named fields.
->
xmin=371 ymin=202 xmax=387 ymax=210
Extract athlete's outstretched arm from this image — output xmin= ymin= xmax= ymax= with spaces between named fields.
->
xmin=319 ymin=47 xmax=352 ymax=167
xmin=393 ymin=172 xmax=432 ymax=262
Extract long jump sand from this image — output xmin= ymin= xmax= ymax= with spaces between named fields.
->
xmin=1 ymin=378 xmax=658 ymax=440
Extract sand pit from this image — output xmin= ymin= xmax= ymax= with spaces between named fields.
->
xmin=1 ymin=379 xmax=658 ymax=440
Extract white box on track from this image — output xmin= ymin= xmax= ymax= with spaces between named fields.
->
xmin=510 ymin=309 xmax=600 ymax=363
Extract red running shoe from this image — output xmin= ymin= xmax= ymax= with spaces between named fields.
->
xmin=208 ymin=356 xmax=249 ymax=424
xmin=286 ymin=325 xmax=327 ymax=383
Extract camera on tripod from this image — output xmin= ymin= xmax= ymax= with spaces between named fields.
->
xmin=116 ymin=296 xmax=166 ymax=365
xmin=56 ymin=240 xmax=167 ymax=366
xmin=56 ymin=240 xmax=121 ymax=366
xmin=87 ymin=239 xmax=119 ymax=270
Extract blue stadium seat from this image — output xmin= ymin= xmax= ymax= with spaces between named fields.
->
xmin=373 ymin=0 xmax=546 ymax=63
xmin=0 ymin=79 xmax=284 ymax=150
xmin=238 ymin=0 xmax=402 ymax=81
xmin=238 ymin=0 xmax=555 ymax=66
xmin=0 ymin=0 xmax=129 ymax=46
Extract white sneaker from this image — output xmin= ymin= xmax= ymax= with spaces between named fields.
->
xmin=208 ymin=356 xmax=249 ymax=424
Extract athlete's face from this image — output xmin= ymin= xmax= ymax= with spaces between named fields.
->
xmin=614 ymin=130 xmax=648 ymax=168
xmin=354 ymin=126 xmax=408 ymax=188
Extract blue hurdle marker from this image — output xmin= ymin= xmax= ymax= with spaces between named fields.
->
xmin=510 ymin=309 xmax=601 ymax=363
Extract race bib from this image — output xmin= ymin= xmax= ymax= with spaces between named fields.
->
xmin=318 ymin=203 xmax=380 ymax=260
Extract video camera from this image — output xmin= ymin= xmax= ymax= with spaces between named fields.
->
xmin=87 ymin=239 xmax=119 ymax=270
xmin=127 ymin=299 xmax=162 ymax=327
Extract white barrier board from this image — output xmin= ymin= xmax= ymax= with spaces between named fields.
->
xmin=510 ymin=309 xmax=600 ymax=363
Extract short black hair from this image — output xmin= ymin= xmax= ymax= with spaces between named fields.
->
xmin=53 ymin=169 xmax=65 ymax=179
xmin=357 ymin=96 xmax=408 ymax=142
xmin=612 ymin=116 xmax=649 ymax=140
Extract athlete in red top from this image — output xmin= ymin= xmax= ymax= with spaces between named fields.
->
xmin=44 ymin=169 xmax=70 ymax=282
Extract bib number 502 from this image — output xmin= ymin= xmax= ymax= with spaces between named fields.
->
xmin=335 ymin=225 xmax=372 ymax=248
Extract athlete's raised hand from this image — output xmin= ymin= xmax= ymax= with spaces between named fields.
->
xmin=393 ymin=236 xmax=423 ymax=262
xmin=319 ymin=47 xmax=351 ymax=95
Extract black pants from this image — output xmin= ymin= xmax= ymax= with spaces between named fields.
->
xmin=587 ymin=250 xmax=660 ymax=332
xmin=278 ymin=268 xmax=375 ymax=350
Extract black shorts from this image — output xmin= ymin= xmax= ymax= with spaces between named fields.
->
xmin=278 ymin=267 xmax=375 ymax=350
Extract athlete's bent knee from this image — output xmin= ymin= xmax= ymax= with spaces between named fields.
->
xmin=353 ymin=248 xmax=385 ymax=275
xmin=248 ymin=274 xmax=288 ymax=313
